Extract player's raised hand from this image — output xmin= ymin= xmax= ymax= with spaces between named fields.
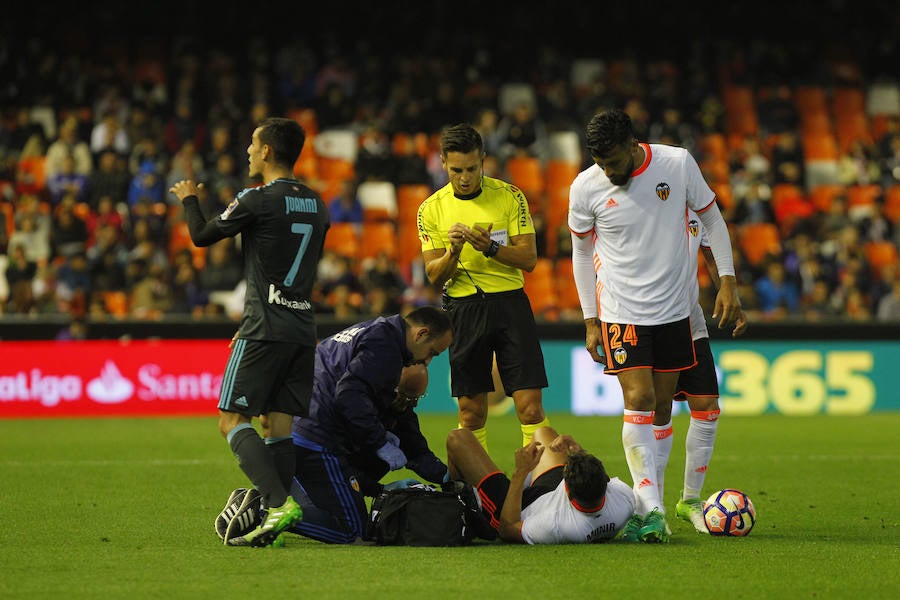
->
xmin=169 ymin=179 xmax=203 ymax=201
xmin=549 ymin=434 xmax=583 ymax=455
xmin=513 ymin=441 xmax=544 ymax=474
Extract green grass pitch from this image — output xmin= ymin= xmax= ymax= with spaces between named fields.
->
xmin=1 ymin=413 xmax=897 ymax=599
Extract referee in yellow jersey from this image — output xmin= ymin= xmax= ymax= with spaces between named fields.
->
xmin=417 ymin=123 xmax=550 ymax=452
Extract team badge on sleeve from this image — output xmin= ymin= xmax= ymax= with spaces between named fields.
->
xmin=220 ymin=198 xmax=239 ymax=219
xmin=689 ymin=218 xmax=699 ymax=237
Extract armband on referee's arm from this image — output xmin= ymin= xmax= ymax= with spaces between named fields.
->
xmin=483 ymin=240 xmax=500 ymax=258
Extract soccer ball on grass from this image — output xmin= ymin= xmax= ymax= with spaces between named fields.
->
xmin=703 ymin=488 xmax=756 ymax=537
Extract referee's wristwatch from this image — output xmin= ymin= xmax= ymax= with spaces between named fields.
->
xmin=483 ymin=240 xmax=500 ymax=258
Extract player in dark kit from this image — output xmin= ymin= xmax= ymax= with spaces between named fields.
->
xmin=287 ymin=306 xmax=453 ymax=543
xmin=170 ymin=117 xmax=330 ymax=547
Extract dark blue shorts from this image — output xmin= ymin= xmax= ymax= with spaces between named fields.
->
xmin=218 ymin=339 xmax=315 ymax=417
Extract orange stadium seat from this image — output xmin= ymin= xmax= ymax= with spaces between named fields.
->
xmin=505 ymin=156 xmax=545 ymax=198
xmin=102 ymin=291 xmax=130 ymax=319
xmin=800 ymin=110 xmax=833 ymax=136
xmin=738 ymin=222 xmax=781 ymax=266
xmin=794 ymin=85 xmax=828 ymax=113
xmin=700 ymin=133 xmax=728 ymax=162
xmin=882 ymin=185 xmax=900 ymax=224
xmin=802 ymin=133 xmax=840 ymax=161
xmin=289 ymin=107 xmax=319 ymax=138
xmin=831 ymin=87 xmax=866 ymax=118
xmin=0 ymin=201 xmax=14 ymax=239
xmin=359 ymin=222 xmax=398 ymax=260
xmin=357 ymin=180 xmax=397 ymax=222
xmin=15 ymin=155 xmax=47 ymax=196
xmin=846 ymin=184 xmax=882 ymax=211
xmin=864 ymin=241 xmax=899 ymax=278
xmin=711 ymin=182 xmax=735 ymax=214
xmin=323 ymin=222 xmax=360 ymax=260
xmin=553 ymin=257 xmax=582 ymax=313
xmin=396 ymin=184 xmax=431 ymax=225
xmin=699 ymin=159 xmax=729 ymax=185
xmin=523 ymin=258 xmax=559 ymax=320
xmin=835 ymin=112 xmax=873 ymax=153
xmin=809 ymin=184 xmax=847 ymax=213
xmin=396 ymin=220 xmax=422 ymax=273
xmin=292 ymin=141 xmax=318 ymax=181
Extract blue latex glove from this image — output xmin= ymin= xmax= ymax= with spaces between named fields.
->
xmin=376 ymin=441 xmax=407 ymax=470
xmin=384 ymin=478 xmax=421 ymax=491
xmin=385 ymin=431 xmax=401 ymax=447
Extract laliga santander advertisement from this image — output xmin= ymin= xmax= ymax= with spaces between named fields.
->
xmin=0 ymin=340 xmax=231 ymax=418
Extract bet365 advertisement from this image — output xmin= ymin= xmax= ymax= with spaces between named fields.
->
xmin=0 ymin=339 xmax=897 ymax=418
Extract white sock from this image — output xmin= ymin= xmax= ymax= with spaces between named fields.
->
xmin=622 ymin=410 xmax=661 ymax=516
xmin=654 ymin=420 xmax=674 ymax=509
xmin=683 ymin=410 xmax=719 ymax=499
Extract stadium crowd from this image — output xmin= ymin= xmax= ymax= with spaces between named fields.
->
xmin=1 ymin=7 xmax=899 ymax=330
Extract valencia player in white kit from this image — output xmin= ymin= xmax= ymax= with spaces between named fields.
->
xmin=568 ymin=109 xmax=742 ymax=542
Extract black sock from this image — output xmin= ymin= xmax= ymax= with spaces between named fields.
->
xmin=229 ymin=427 xmax=287 ymax=508
xmin=267 ymin=437 xmax=296 ymax=497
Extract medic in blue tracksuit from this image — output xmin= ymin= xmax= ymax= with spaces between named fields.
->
xmin=288 ymin=311 xmax=451 ymax=544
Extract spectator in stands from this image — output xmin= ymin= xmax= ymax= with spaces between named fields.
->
xmin=361 ymin=250 xmax=408 ymax=303
xmin=770 ymin=130 xmax=805 ymax=187
xmin=128 ymin=136 xmax=169 ymax=178
xmin=90 ymin=110 xmax=130 ymax=159
xmin=802 ymin=278 xmax=839 ymax=321
xmin=3 ymin=243 xmax=36 ymax=314
xmin=126 ymin=217 xmax=168 ymax=269
xmin=170 ymin=249 xmax=208 ymax=316
xmin=85 ymin=196 xmax=125 ymax=248
xmin=732 ymin=180 xmax=775 ymax=226
xmin=876 ymin=279 xmax=900 ymax=321
xmin=9 ymin=212 xmax=51 ymax=267
xmin=127 ymin=158 xmax=167 ymax=209
xmin=756 ymin=85 xmax=798 ymax=135
xmin=130 ymin=262 xmax=174 ymax=319
xmin=166 ymin=139 xmax=205 ymax=192
xmin=838 ymin=139 xmax=882 ymax=186
xmin=496 ymin=101 xmax=550 ymax=163
xmin=355 ymin=126 xmax=394 ymax=182
xmin=50 ymin=197 xmax=89 ymax=258
xmin=473 ymin=107 xmax=502 ymax=158
xmin=47 ymin=154 xmax=89 ymax=207
xmin=88 ymin=225 xmax=129 ymax=294
xmin=391 ymin=134 xmax=431 ymax=186
xmin=327 ymin=179 xmax=364 ymax=225
xmin=54 ymin=250 xmax=91 ymax=316
xmin=87 ymin=150 xmax=130 ymax=210
xmin=163 ymin=99 xmax=207 ymax=156
xmin=198 ymin=239 xmax=243 ymax=294
xmin=754 ymin=259 xmax=800 ymax=318
xmin=206 ymin=152 xmax=242 ymax=201
xmin=45 ymin=116 xmax=93 ymax=180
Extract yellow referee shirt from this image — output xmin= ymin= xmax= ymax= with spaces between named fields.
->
xmin=417 ymin=176 xmax=536 ymax=297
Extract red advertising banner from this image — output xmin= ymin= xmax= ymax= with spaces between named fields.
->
xmin=0 ymin=340 xmax=231 ymax=418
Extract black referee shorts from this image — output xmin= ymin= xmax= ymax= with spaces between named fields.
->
xmin=443 ymin=288 xmax=548 ymax=397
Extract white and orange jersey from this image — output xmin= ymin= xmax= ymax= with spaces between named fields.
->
xmin=568 ymin=143 xmax=717 ymax=325
xmin=687 ymin=209 xmax=710 ymax=341
xmin=520 ymin=477 xmax=634 ymax=544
